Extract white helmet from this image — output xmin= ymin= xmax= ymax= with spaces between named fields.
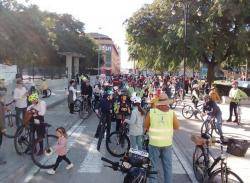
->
xmin=130 ymin=96 xmax=137 ymax=103
xmin=134 ymin=97 xmax=141 ymax=104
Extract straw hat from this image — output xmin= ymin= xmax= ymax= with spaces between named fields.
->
xmin=156 ymin=93 xmax=169 ymax=106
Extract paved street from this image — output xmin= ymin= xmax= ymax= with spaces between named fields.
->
xmin=1 ymin=100 xmax=190 ymax=183
xmin=173 ymin=98 xmax=250 ymax=183
xmin=1 ymin=88 xmax=249 ymax=183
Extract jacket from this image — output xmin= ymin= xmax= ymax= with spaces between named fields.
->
xmin=125 ymin=107 xmax=144 ymax=136
xmin=55 ymin=136 xmax=67 ymax=156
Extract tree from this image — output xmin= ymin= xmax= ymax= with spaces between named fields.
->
xmin=0 ymin=0 xmax=98 ymax=71
xmin=126 ymin=0 xmax=250 ymax=83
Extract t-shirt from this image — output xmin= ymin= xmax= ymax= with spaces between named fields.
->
xmin=14 ymin=87 xmax=27 ymax=108
xmin=27 ymin=100 xmax=46 ymax=116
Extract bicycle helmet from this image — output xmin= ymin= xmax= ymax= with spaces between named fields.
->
xmin=28 ymin=93 xmax=39 ymax=102
xmin=134 ymin=97 xmax=141 ymax=104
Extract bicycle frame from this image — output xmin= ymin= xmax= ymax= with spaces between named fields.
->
xmin=202 ymin=141 xmax=229 ymax=182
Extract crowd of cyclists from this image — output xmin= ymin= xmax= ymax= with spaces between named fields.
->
xmin=0 ymin=72 xmax=248 ymax=182
xmin=70 ymin=73 xmax=247 ymax=182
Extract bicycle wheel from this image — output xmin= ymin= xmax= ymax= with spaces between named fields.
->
xmin=46 ymin=89 xmax=52 ymax=97
xmin=31 ymin=135 xmax=58 ymax=169
xmin=182 ymin=105 xmax=194 ymax=119
xmin=14 ymin=125 xmax=31 ymax=155
xmin=4 ymin=114 xmax=20 ymax=138
xmin=201 ymin=121 xmax=213 ymax=137
xmin=106 ymin=131 xmax=130 ymax=157
xmin=74 ymin=99 xmax=82 ymax=112
xmin=193 ymin=145 xmax=206 ymax=182
xmin=97 ymin=123 xmax=105 ymax=151
xmin=209 ymin=169 xmax=244 ymax=183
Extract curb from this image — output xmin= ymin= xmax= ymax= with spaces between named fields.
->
xmin=173 ymin=141 xmax=198 ymax=183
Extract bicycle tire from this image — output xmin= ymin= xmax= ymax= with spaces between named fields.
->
xmin=14 ymin=125 xmax=31 ymax=155
xmin=201 ymin=121 xmax=214 ymax=137
xmin=31 ymin=135 xmax=58 ymax=169
xmin=74 ymin=99 xmax=82 ymax=112
xmin=4 ymin=114 xmax=20 ymax=138
xmin=182 ymin=105 xmax=194 ymax=119
xmin=193 ymin=145 xmax=206 ymax=182
xmin=209 ymin=169 xmax=244 ymax=183
xmin=97 ymin=123 xmax=105 ymax=151
xmin=106 ymin=131 xmax=130 ymax=157
xmin=46 ymin=89 xmax=52 ymax=97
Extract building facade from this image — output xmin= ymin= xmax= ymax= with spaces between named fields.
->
xmin=88 ymin=33 xmax=121 ymax=75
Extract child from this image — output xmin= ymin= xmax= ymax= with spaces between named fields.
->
xmin=47 ymin=127 xmax=73 ymax=175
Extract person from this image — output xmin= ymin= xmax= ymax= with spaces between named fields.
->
xmin=203 ymin=95 xmax=223 ymax=139
xmin=227 ymin=80 xmax=248 ymax=123
xmin=124 ymin=97 xmax=144 ymax=150
xmin=81 ymin=80 xmax=93 ymax=108
xmin=0 ymin=82 xmax=7 ymax=165
xmin=47 ymin=127 xmax=73 ymax=175
xmin=41 ymin=78 xmax=49 ymax=98
xmin=209 ymin=86 xmax=220 ymax=103
xmin=203 ymin=80 xmax=210 ymax=95
xmin=95 ymin=90 xmax=113 ymax=139
xmin=13 ymin=79 xmax=28 ymax=127
xmin=27 ymin=93 xmax=46 ymax=155
xmin=145 ymin=93 xmax=180 ymax=183
xmin=191 ymin=84 xmax=200 ymax=108
xmin=68 ymin=80 xmax=77 ymax=114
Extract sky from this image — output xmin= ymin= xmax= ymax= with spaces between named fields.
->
xmin=18 ymin=0 xmax=154 ymax=69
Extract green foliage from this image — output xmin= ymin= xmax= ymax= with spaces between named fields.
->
xmin=126 ymin=0 xmax=250 ymax=81
xmin=0 ymin=0 xmax=97 ymax=69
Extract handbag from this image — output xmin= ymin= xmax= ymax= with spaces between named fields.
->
xmin=226 ymin=138 xmax=249 ymax=157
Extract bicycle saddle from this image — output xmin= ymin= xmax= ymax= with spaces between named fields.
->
xmin=201 ymin=133 xmax=211 ymax=140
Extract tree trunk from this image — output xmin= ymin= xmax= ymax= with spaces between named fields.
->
xmin=207 ymin=62 xmax=215 ymax=85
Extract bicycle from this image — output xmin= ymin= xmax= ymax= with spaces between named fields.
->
xmin=106 ymin=114 xmax=130 ymax=157
xmin=191 ymin=134 xmax=243 ymax=183
xmin=3 ymin=100 xmax=21 ymax=138
xmin=201 ymin=116 xmax=220 ymax=138
xmin=101 ymin=148 xmax=157 ymax=183
xmin=14 ymin=110 xmax=57 ymax=169
xmin=182 ymin=103 xmax=205 ymax=121
xmin=79 ymin=95 xmax=92 ymax=119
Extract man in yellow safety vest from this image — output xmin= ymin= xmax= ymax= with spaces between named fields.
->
xmin=145 ymin=93 xmax=180 ymax=183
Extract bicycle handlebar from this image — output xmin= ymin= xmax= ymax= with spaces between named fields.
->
xmin=101 ymin=157 xmax=119 ymax=167
xmin=5 ymin=100 xmax=15 ymax=106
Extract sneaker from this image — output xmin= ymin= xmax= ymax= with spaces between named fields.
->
xmin=66 ymin=163 xmax=74 ymax=170
xmin=226 ymin=119 xmax=232 ymax=122
xmin=47 ymin=169 xmax=56 ymax=175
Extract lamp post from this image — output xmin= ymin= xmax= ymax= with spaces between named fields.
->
xmin=97 ymin=27 xmax=102 ymax=75
xmin=171 ymin=1 xmax=202 ymax=85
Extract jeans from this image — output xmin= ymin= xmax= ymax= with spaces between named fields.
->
xmin=130 ymin=135 xmax=143 ymax=150
xmin=229 ymin=102 xmax=238 ymax=120
xmin=15 ymin=107 xmax=26 ymax=127
xmin=215 ymin=112 xmax=223 ymax=137
xmin=148 ymin=145 xmax=173 ymax=183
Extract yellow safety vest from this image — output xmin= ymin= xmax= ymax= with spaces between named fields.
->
xmin=149 ymin=109 xmax=174 ymax=147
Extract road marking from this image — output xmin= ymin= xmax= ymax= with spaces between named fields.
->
xmin=24 ymin=119 xmax=85 ymax=183
xmin=78 ymin=138 xmax=102 ymax=173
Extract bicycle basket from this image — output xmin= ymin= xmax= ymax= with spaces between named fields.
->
xmin=226 ymin=138 xmax=249 ymax=157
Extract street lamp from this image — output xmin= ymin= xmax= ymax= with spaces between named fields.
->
xmin=171 ymin=0 xmax=202 ymax=86
xmin=97 ymin=27 xmax=102 ymax=75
